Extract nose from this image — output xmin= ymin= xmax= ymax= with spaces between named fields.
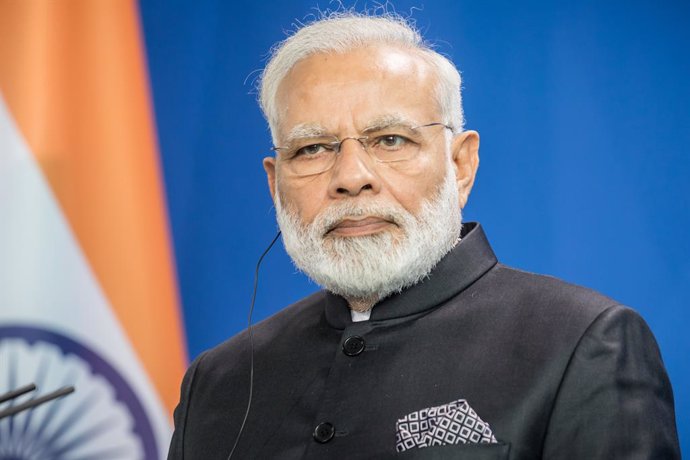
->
xmin=327 ymin=137 xmax=381 ymax=198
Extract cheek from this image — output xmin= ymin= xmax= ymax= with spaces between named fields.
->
xmin=382 ymin=156 xmax=449 ymax=212
xmin=276 ymin=175 xmax=330 ymax=223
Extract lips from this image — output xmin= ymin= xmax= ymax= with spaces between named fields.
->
xmin=326 ymin=216 xmax=396 ymax=237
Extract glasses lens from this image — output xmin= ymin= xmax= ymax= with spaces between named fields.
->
xmin=285 ymin=142 xmax=337 ymax=176
xmin=367 ymin=134 xmax=420 ymax=163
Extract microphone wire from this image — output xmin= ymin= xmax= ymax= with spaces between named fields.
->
xmin=227 ymin=230 xmax=281 ymax=460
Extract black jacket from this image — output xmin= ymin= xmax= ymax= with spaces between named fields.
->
xmin=168 ymin=223 xmax=679 ymax=459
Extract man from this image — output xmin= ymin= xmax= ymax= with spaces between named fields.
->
xmin=168 ymin=13 xmax=680 ymax=459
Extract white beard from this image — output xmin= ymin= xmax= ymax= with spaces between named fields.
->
xmin=275 ymin=166 xmax=462 ymax=301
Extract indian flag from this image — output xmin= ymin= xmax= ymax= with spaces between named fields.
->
xmin=0 ymin=1 xmax=187 ymax=458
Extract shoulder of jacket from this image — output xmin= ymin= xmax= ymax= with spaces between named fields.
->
xmin=485 ymin=263 xmax=624 ymax=323
xmin=195 ymin=289 xmax=328 ymax=366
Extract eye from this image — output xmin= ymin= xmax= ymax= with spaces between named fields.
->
xmin=375 ymin=134 xmax=408 ymax=150
xmin=293 ymin=143 xmax=331 ymax=158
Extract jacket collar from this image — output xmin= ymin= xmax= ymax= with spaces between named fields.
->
xmin=324 ymin=222 xmax=498 ymax=329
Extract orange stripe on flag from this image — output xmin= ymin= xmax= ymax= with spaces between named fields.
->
xmin=0 ymin=0 xmax=187 ymax=416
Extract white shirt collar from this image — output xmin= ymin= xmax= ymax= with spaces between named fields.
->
xmin=350 ymin=309 xmax=372 ymax=322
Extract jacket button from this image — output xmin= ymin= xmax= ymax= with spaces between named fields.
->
xmin=342 ymin=336 xmax=365 ymax=356
xmin=313 ymin=422 xmax=335 ymax=443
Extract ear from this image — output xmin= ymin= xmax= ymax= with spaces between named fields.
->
xmin=262 ymin=156 xmax=278 ymax=202
xmin=450 ymin=130 xmax=480 ymax=208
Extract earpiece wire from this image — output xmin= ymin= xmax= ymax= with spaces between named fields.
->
xmin=227 ymin=230 xmax=282 ymax=459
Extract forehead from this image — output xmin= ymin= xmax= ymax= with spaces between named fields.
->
xmin=274 ymin=45 xmax=441 ymax=141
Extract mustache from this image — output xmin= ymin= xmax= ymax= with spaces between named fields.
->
xmin=312 ymin=202 xmax=408 ymax=235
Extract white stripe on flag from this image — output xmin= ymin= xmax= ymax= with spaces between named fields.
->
xmin=0 ymin=94 xmax=172 ymax=459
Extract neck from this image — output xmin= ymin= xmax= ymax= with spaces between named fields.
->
xmin=346 ymin=294 xmax=379 ymax=313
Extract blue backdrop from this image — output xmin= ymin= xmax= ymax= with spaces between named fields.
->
xmin=139 ymin=0 xmax=689 ymax=454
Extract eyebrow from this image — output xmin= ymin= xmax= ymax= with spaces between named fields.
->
xmin=281 ymin=114 xmax=422 ymax=145
xmin=361 ymin=115 xmax=420 ymax=134
xmin=283 ymin=124 xmax=331 ymax=145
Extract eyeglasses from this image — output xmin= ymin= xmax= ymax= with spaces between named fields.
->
xmin=272 ymin=122 xmax=453 ymax=177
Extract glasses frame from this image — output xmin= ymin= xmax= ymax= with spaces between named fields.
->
xmin=272 ymin=122 xmax=454 ymax=177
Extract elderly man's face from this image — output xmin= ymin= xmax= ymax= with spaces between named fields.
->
xmin=264 ymin=44 xmax=477 ymax=231
xmin=263 ymin=45 xmax=479 ymax=300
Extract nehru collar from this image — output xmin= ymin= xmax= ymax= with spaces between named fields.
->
xmin=324 ymin=222 xmax=498 ymax=329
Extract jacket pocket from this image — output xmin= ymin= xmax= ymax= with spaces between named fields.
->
xmin=397 ymin=441 xmax=511 ymax=459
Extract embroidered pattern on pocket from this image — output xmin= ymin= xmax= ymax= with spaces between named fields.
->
xmin=396 ymin=398 xmax=497 ymax=452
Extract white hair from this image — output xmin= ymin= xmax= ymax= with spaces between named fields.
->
xmin=259 ymin=12 xmax=464 ymax=143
